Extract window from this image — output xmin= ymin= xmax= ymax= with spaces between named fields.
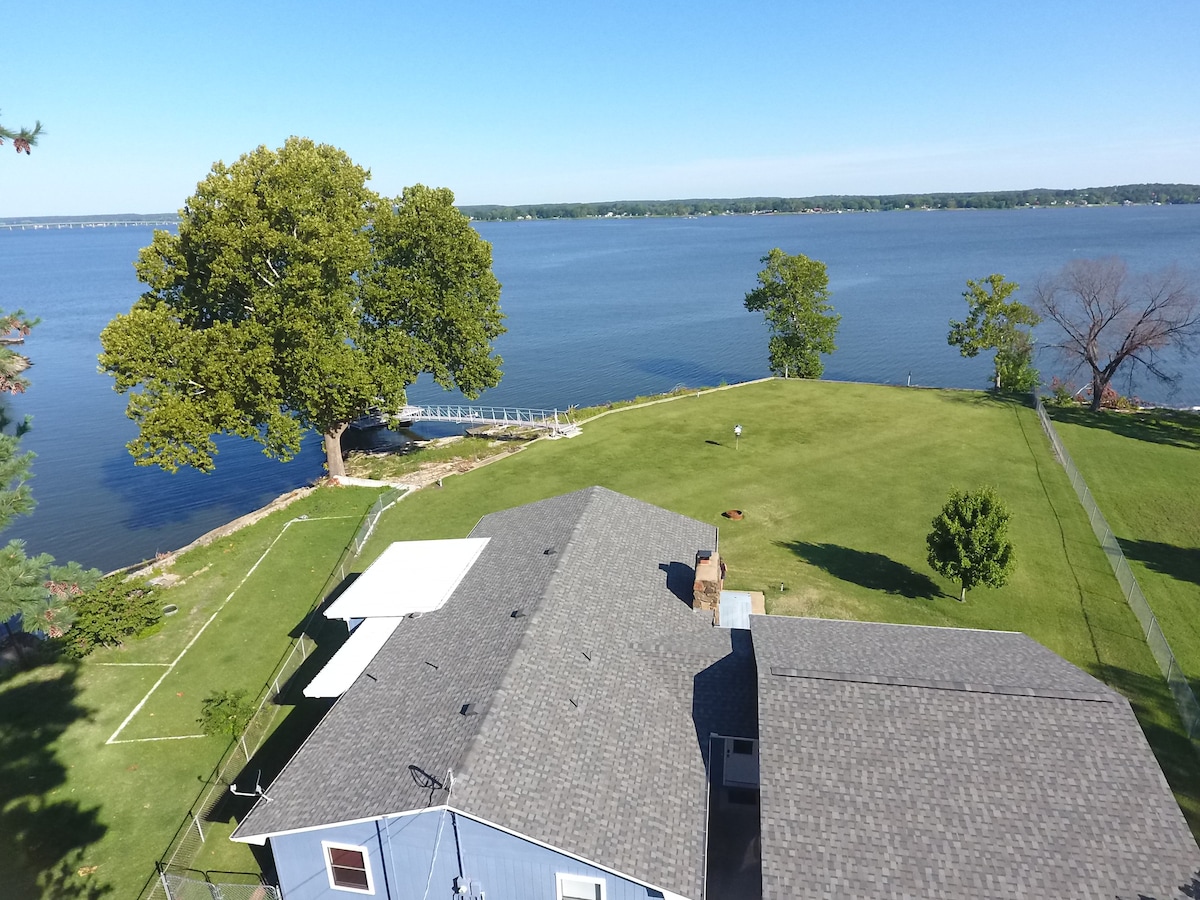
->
xmin=556 ymin=873 xmax=606 ymax=900
xmin=323 ymin=841 xmax=374 ymax=894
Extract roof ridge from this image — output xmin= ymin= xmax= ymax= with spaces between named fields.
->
xmin=453 ymin=488 xmax=604 ymax=785
xmin=752 ymin=614 xmax=1022 ymax=636
xmin=767 ymin=665 xmax=1116 ymax=702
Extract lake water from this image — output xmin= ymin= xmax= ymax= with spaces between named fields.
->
xmin=2 ymin=205 xmax=1198 ymax=570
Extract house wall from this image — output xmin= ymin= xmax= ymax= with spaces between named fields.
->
xmin=270 ymin=809 xmax=677 ymax=900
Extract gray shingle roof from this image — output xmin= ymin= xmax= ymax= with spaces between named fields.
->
xmin=234 ymin=486 xmax=747 ymax=899
xmin=234 ymin=490 xmax=1199 ymax=900
xmin=751 ymin=616 xmax=1200 ymax=900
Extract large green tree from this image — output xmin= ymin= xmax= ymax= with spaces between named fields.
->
xmin=743 ymin=248 xmax=839 ymax=378
xmin=948 ymin=274 xmax=1040 ymax=391
xmin=926 ymin=487 xmax=1016 ymax=601
xmin=99 ymin=138 xmax=504 ymax=478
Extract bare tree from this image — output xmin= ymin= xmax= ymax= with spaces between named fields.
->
xmin=1034 ymin=258 xmax=1200 ymax=411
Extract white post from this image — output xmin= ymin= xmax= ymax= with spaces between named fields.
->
xmin=193 ymin=812 xmax=205 ymax=843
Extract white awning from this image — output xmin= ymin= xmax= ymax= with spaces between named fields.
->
xmin=323 ymin=538 xmax=490 ymax=621
xmin=302 ymin=617 xmax=404 ymax=698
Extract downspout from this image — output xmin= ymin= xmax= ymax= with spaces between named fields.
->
xmin=451 ymin=811 xmax=466 ymax=885
xmin=449 ymin=769 xmax=468 ymax=895
xmin=376 ymin=819 xmax=394 ymax=900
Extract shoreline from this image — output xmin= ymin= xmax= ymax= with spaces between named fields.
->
xmin=110 ymin=377 xmax=1200 ymax=578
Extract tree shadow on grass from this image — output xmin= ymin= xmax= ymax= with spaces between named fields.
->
xmin=1049 ymin=405 xmax=1200 ymax=451
xmin=776 ymin=541 xmax=944 ymax=600
xmin=956 ymin=390 xmax=1036 ymax=411
xmin=1119 ymin=538 xmax=1200 ymax=589
xmin=0 ymin=663 xmax=113 ymax=899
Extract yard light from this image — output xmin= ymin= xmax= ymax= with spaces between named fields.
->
xmin=734 ymin=424 xmax=742 ymax=449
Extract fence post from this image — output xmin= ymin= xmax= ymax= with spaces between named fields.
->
xmin=192 ymin=812 xmax=205 ymax=843
xmin=158 ymin=862 xmax=172 ymax=899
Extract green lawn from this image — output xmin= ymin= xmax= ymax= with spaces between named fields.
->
xmin=1048 ymin=405 xmax=1200 ymax=693
xmin=364 ymin=379 xmax=1200 ymax=835
xmin=0 ymin=486 xmax=381 ymax=900
xmin=6 ymin=381 xmax=1199 ymax=900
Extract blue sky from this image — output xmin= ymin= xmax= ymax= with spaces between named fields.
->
xmin=4 ymin=1 xmax=1198 ymax=216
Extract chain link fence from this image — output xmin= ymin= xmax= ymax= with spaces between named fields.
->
xmin=136 ymin=487 xmax=407 ymax=900
xmin=1034 ymin=397 xmax=1200 ymax=740
xmin=160 ymin=866 xmax=280 ymax=900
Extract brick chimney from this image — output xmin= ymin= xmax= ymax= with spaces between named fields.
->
xmin=693 ymin=550 xmax=724 ymax=621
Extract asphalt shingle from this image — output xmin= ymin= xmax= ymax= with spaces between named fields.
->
xmin=751 ymin=616 xmax=1200 ymax=900
xmin=234 ymin=487 xmax=746 ymax=899
xmin=233 ymin=492 xmax=1200 ymax=900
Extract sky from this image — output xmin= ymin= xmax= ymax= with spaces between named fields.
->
xmin=3 ymin=0 xmax=1199 ymax=216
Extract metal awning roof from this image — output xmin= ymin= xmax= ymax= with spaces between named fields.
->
xmin=302 ymin=617 xmax=404 ymax=698
xmin=323 ymin=538 xmax=490 ymax=620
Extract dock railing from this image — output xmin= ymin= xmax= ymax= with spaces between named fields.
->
xmin=1034 ymin=396 xmax=1200 ymax=741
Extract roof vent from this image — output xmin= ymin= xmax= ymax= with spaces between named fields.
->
xmin=543 ymin=547 xmax=557 ymax=555
xmin=460 ymin=703 xmax=479 ymax=716
xmin=511 ymin=609 xmax=526 ymax=618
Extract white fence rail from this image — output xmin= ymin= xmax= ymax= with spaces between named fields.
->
xmin=397 ymin=404 xmax=577 ymax=434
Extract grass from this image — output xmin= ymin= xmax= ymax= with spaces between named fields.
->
xmin=345 ymin=435 xmax=521 ymax=481
xmin=0 ymin=486 xmax=381 ymax=900
xmin=6 ymin=381 xmax=1200 ymax=900
xmin=362 ymin=379 xmax=1200 ymax=836
xmin=1047 ymin=404 xmax=1200 ymax=693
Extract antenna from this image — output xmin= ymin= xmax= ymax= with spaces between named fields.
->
xmin=229 ymin=770 xmax=273 ymax=802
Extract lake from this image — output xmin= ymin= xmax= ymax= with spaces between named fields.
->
xmin=1 ymin=205 xmax=1198 ymax=570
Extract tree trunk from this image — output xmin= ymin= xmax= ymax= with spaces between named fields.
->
xmin=324 ymin=425 xmax=348 ymax=479
xmin=1090 ymin=374 xmax=1105 ymax=412
xmin=960 ymin=585 xmax=966 ymax=602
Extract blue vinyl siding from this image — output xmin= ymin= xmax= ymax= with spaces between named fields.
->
xmin=269 ymin=809 xmax=675 ymax=900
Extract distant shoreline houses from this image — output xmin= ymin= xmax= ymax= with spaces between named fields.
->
xmin=3 ymin=184 xmax=1197 ymax=227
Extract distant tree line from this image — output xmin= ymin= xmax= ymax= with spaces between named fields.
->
xmin=460 ymin=184 xmax=1200 ymax=220
xmin=6 ymin=183 xmax=1198 ymax=228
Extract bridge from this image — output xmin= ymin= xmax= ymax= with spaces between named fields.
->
xmin=359 ymin=404 xmax=582 ymax=438
xmin=0 ymin=219 xmax=178 ymax=230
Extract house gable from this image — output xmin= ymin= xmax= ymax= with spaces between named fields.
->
xmin=270 ymin=809 xmax=679 ymax=900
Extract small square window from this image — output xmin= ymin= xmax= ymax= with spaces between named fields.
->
xmin=323 ymin=841 xmax=374 ymax=894
xmin=557 ymin=873 xmax=605 ymax=900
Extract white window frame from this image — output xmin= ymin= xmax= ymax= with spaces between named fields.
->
xmin=322 ymin=840 xmax=375 ymax=895
xmin=556 ymin=872 xmax=607 ymax=900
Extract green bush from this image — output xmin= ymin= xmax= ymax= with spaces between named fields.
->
xmin=1047 ymin=377 xmax=1077 ymax=407
xmin=197 ymin=689 xmax=255 ymax=738
xmin=64 ymin=574 xmax=160 ymax=658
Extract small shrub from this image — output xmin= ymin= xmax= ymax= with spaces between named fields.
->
xmin=64 ymin=574 xmax=159 ymax=658
xmin=1047 ymin=377 xmax=1077 ymax=407
xmin=198 ymin=689 xmax=255 ymax=738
